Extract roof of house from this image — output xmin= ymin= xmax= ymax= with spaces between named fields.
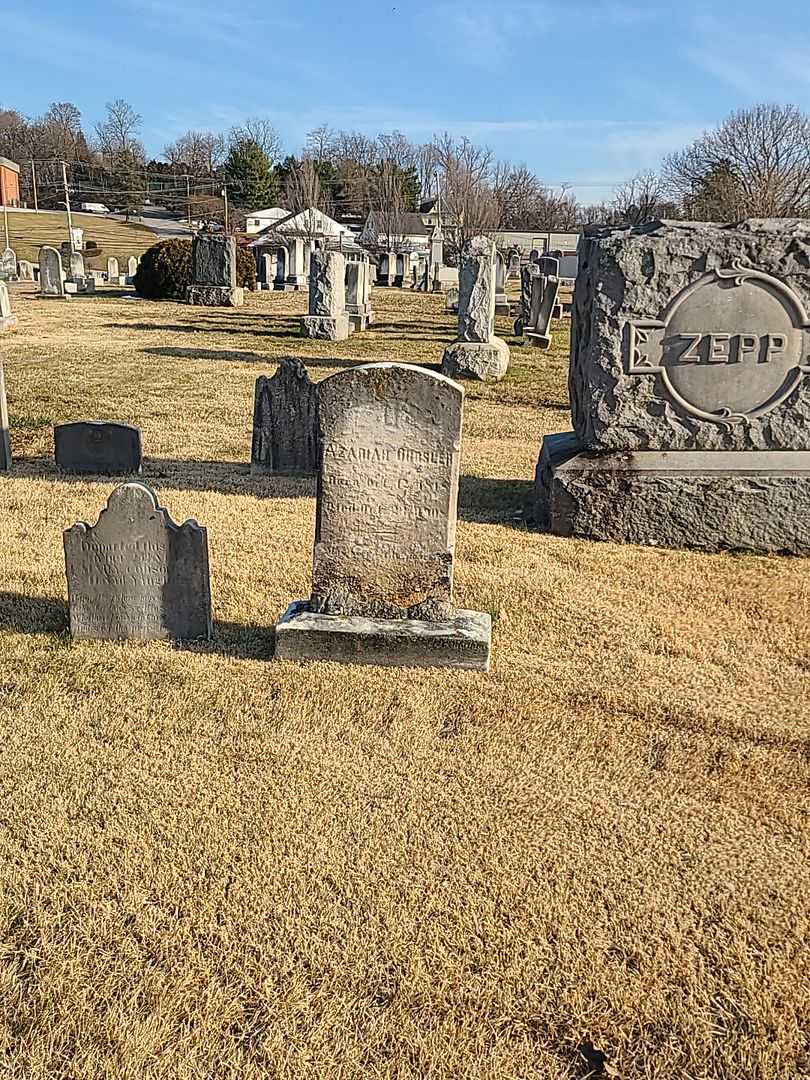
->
xmin=249 ymin=207 xmax=351 ymax=247
xmin=247 ymin=206 xmax=289 ymax=220
xmin=0 ymin=157 xmax=20 ymax=174
xmin=363 ymin=210 xmax=428 ymax=238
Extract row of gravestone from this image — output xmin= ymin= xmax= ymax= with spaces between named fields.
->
xmin=61 ymin=363 xmax=491 ymax=671
xmin=38 ymin=247 xmax=139 ymax=299
xmin=301 ymin=250 xmax=374 ymax=341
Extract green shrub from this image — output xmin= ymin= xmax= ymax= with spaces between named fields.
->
xmin=134 ymin=237 xmax=256 ymax=299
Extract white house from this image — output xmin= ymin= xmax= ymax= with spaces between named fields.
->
xmin=244 ymin=207 xmax=292 ymax=235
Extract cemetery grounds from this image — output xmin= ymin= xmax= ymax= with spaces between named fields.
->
xmin=0 ymin=283 xmax=807 ymax=1079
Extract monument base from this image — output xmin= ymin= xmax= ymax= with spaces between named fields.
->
xmin=347 ymin=312 xmax=369 ymax=332
xmin=441 ymin=338 xmax=510 ymax=382
xmin=495 ymin=298 xmax=511 ymax=317
xmin=301 ymin=314 xmax=351 ymax=341
xmin=275 ymin=602 xmax=492 ymax=671
xmin=187 ymin=285 xmax=245 ymax=307
xmin=535 ymin=433 xmax=810 ymax=554
xmin=526 ymin=330 xmax=552 ymax=348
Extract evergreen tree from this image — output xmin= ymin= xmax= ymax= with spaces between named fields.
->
xmin=225 ymin=138 xmax=279 ymax=209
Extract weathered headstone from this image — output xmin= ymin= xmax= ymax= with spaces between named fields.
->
xmin=0 ymin=282 xmax=17 ymax=331
xmin=445 ymin=287 xmax=459 ymax=315
xmin=441 ymin=236 xmax=510 ymax=381
xmin=187 ymin=234 xmax=244 ymax=307
xmin=494 ymin=251 xmax=510 ymax=316
xmin=107 ymin=256 xmax=119 ymax=281
xmin=127 ymin=256 xmax=138 ymax=278
xmin=55 ymin=421 xmax=142 ymax=475
xmin=536 ymin=219 xmax=810 ymax=553
xmin=301 ymin=250 xmax=350 ymax=341
xmin=69 ymin=251 xmax=85 ymax=280
xmin=0 ymin=247 xmax=17 ymax=280
xmin=251 ymin=358 xmax=320 ymax=476
xmin=508 ymin=251 xmax=521 ymax=279
xmin=345 ymin=259 xmax=373 ymax=331
xmin=64 ymin=482 xmax=212 ymax=641
xmin=514 ymin=264 xmax=537 ymax=336
xmin=39 ymin=246 xmax=67 ymax=298
xmin=275 ymin=363 xmax=492 ymax=669
xmin=17 ymin=260 xmax=35 ymax=281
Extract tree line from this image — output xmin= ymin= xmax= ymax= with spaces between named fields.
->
xmin=3 ymin=99 xmax=810 ymax=237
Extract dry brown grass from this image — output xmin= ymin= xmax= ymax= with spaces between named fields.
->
xmin=0 ymin=283 xmax=808 ymax=1079
xmin=3 ymin=210 xmax=159 ymax=269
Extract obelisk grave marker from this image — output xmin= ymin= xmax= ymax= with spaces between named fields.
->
xmin=64 ymin=483 xmax=212 ymax=641
xmin=276 ymin=363 xmax=492 ymax=669
xmin=536 ymin=219 xmax=810 ymax=553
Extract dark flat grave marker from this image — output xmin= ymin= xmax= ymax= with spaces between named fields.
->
xmin=55 ymin=421 xmax=142 ymax=475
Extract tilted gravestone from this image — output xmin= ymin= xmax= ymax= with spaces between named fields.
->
xmin=525 ymin=271 xmax=561 ymax=349
xmin=251 ymin=358 xmax=320 ymax=476
xmin=187 ymin=234 xmax=243 ymax=307
xmin=39 ymin=246 xmax=67 ymax=298
xmin=536 ymin=219 xmax=810 ymax=553
xmin=64 ymin=482 xmax=212 ymax=641
xmin=275 ymin=362 xmax=492 ymax=670
xmin=55 ymin=421 xmax=142 ymax=475
xmin=441 ymin=236 xmax=509 ymax=382
xmin=0 ymin=247 xmax=17 ymax=280
xmin=301 ymin=250 xmax=350 ymax=341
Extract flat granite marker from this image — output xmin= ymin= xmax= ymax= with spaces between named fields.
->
xmin=55 ymin=421 xmax=142 ymax=475
xmin=64 ymin=482 xmax=212 ymax=641
xmin=187 ymin=234 xmax=244 ymax=307
xmin=441 ymin=236 xmax=510 ymax=382
xmin=536 ymin=219 xmax=810 ymax=553
xmin=251 ymin=358 xmax=320 ymax=476
xmin=275 ymin=362 xmax=492 ymax=670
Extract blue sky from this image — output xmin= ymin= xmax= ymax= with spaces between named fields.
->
xmin=7 ymin=0 xmax=810 ymax=203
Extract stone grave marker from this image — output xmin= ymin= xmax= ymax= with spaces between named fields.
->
xmin=107 ymin=256 xmax=119 ymax=282
xmin=0 ymin=247 xmax=17 ymax=280
xmin=64 ymin=482 xmax=212 ymax=641
xmin=187 ymin=234 xmax=243 ymax=307
xmin=17 ymin=260 xmax=35 ymax=281
xmin=127 ymin=256 xmax=138 ymax=279
xmin=525 ymin=270 xmax=561 ymax=349
xmin=441 ymin=236 xmax=509 ymax=381
xmin=39 ymin=246 xmax=67 ymax=298
xmin=55 ymin=421 xmax=142 ymax=475
xmin=301 ymin=250 xmax=350 ymax=341
xmin=69 ymin=250 xmax=85 ymax=280
xmin=536 ymin=219 xmax=810 ymax=553
xmin=0 ymin=359 xmax=9 ymax=471
xmin=251 ymin=358 xmax=320 ymax=476
xmin=0 ymin=282 xmax=17 ymax=331
xmin=345 ymin=259 xmax=373 ymax=331
xmin=275 ymin=362 xmax=492 ymax=670
xmin=494 ymin=251 xmax=510 ymax=316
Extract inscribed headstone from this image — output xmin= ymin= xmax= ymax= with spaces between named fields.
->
xmin=251 ymin=359 xmax=320 ymax=475
xmin=55 ymin=421 xmax=142 ymax=475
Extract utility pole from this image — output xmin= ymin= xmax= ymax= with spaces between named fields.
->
xmin=186 ymin=175 xmax=192 ymax=226
xmin=61 ymin=161 xmax=75 ymax=252
xmin=30 ymin=160 xmax=39 ymax=212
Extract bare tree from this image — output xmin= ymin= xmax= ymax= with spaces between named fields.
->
xmin=284 ymin=157 xmax=333 ymax=242
xmin=228 ymin=118 xmax=281 ymax=163
xmin=304 ymin=124 xmax=335 ymax=163
xmin=164 ymin=130 xmax=226 ymax=176
xmin=366 ymin=160 xmax=409 ymax=254
xmin=94 ymin=98 xmax=144 ymax=166
xmin=429 ymin=133 xmax=498 ymax=254
xmin=663 ymin=104 xmax=810 ymax=219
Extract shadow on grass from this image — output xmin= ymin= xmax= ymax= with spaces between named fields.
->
xmin=0 ymin=592 xmax=68 ymax=634
xmin=139 ymin=347 xmax=364 ymax=369
xmin=0 ymin=592 xmax=275 ymax=660
xmin=12 ymin=457 xmax=316 ymax=499
xmin=458 ymin=475 xmax=535 ymax=527
xmin=10 ymin=458 xmax=531 ymax=526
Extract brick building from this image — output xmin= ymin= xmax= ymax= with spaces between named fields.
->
xmin=0 ymin=158 xmax=21 ymax=207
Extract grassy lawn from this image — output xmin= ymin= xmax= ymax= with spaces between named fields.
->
xmin=2 ymin=210 xmax=160 ymax=270
xmin=0 ymin=283 xmax=807 ymax=1079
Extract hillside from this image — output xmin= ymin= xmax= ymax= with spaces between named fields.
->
xmin=2 ymin=210 xmax=161 ymax=269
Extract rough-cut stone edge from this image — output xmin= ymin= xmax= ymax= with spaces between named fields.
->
xmin=301 ymin=314 xmax=351 ymax=341
xmin=275 ymin=601 xmax=491 ymax=671
xmin=187 ymin=285 xmax=244 ymax=307
xmin=441 ymin=338 xmax=509 ymax=382
xmin=535 ymin=431 xmax=810 ymax=554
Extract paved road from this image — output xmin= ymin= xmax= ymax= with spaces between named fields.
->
xmin=106 ymin=206 xmax=190 ymax=239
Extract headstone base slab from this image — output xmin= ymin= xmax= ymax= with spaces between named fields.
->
xmin=0 ymin=316 xmax=18 ymax=331
xmin=441 ymin=338 xmax=510 ymax=382
xmin=347 ymin=313 xmax=369 ymax=332
xmin=187 ymin=285 xmax=244 ymax=307
xmin=535 ymin=432 xmax=810 ymax=554
xmin=526 ymin=330 xmax=552 ymax=349
xmin=495 ymin=299 xmax=511 ymax=317
xmin=301 ymin=315 xmax=351 ymax=341
xmin=275 ymin=602 xmax=492 ymax=671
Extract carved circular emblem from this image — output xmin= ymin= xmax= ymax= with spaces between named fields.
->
xmin=629 ymin=264 xmax=810 ymax=425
